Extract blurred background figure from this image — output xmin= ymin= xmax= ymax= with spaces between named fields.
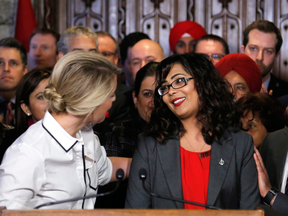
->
xmin=0 ymin=38 xmax=27 ymax=126
xmin=58 ymin=26 xmax=130 ymax=124
xmin=169 ymin=20 xmax=207 ymax=54
xmin=15 ymin=68 xmax=51 ymax=137
xmin=57 ymin=26 xmax=97 ymax=56
xmin=241 ymin=20 xmax=288 ymax=98
xmin=119 ymin=32 xmax=150 ymax=87
xmin=96 ymin=31 xmax=130 ymax=94
xmin=194 ymin=34 xmax=229 ymax=65
xmin=28 ymin=29 xmax=60 ymax=71
xmin=132 ymin=62 xmax=157 ymax=122
xmin=130 ymin=39 xmax=164 ymax=86
xmin=96 ymin=31 xmax=119 ymax=66
xmin=215 ymin=53 xmax=262 ymax=100
xmin=236 ymin=93 xmax=286 ymax=148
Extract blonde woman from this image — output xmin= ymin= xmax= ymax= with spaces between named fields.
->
xmin=0 ymin=51 xmax=131 ymax=209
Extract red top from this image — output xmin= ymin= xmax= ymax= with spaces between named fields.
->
xmin=28 ymin=117 xmax=35 ymax=127
xmin=180 ymin=146 xmax=211 ymax=209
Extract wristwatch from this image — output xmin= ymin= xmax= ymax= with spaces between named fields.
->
xmin=263 ymin=187 xmax=279 ymax=206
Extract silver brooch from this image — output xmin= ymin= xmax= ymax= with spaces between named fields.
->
xmin=219 ymin=158 xmax=224 ymax=165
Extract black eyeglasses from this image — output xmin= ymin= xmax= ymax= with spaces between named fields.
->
xmin=158 ymin=77 xmax=193 ymax=96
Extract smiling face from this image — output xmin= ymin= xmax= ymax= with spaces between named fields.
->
xmin=241 ymin=111 xmax=267 ymax=148
xmin=133 ymin=76 xmax=156 ymax=122
xmin=224 ymin=70 xmax=250 ymax=100
xmin=162 ymin=64 xmax=199 ymax=121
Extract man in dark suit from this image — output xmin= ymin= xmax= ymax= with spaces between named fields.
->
xmin=0 ymin=38 xmax=27 ymax=126
xmin=256 ymin=128 xmax=288 ymax=214
xmin=241 ymin=20 xmax=288 ymax=98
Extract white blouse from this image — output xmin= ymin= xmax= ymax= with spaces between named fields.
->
xmin=0 ymin=111 xmax=112 ymax=209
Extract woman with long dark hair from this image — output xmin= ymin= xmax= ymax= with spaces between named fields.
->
xmin=125 ymin=53 xmax=260 ymax=209
xmin=15 ymin=68 xmax=51 ymax=137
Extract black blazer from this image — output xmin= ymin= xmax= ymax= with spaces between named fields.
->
xmin=125 ymin=128 xmax=260 ymax=209
xmin=260 ymin=127 xmax=288 ymax=214
xmin=268 ymin=74 xmax=288 ymax=99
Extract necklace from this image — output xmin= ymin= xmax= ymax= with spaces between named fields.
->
xmin=184 ymin=135 xmax=206 ymax=152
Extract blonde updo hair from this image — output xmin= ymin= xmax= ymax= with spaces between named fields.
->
xmin=44 ymin=51 xmax=119 ymax=116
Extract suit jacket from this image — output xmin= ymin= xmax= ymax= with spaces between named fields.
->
xmin=260 ymin=127 xmax=288 ymax=214
xmin=268 ymin=74 xmax=288 ymax=99
xmin=125 ymin=128 xmax=260 ymax=209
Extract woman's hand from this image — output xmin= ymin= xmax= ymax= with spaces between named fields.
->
xmin=253 ymin=147 xmax=275 ymax=205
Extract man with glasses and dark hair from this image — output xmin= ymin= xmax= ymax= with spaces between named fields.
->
xmin=96 ymin=31 xmax=119 ymax=66
xmin=194 ymin=34 xmax=229 ymax=65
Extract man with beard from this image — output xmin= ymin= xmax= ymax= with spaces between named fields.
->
xmin=241 ymin=20 xmax=288 ymax=98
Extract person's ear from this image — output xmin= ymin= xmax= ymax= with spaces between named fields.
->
xmin=20 ymin=102 xmax=32 ymax=116
xmin=113 ymin=53 xmax=119 ymax=66
xmin=57 ymin=52 xmax=65 ymax=59
xmin=23 ymin=65 xmax=28 ymax=74
xmin=240 ymin=45 xmax=245 ymax=53
xmin=132 ymin=91 xmax=138 ymax=109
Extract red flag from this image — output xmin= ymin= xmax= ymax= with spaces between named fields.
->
xmin=14 ymin=0 xmax=38 ymax=52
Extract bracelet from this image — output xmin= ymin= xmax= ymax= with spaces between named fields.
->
xmin=263 ymin=187 xmax=279 ymax=206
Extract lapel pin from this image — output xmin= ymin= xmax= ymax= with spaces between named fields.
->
xmin=219 ymin=158 xmax=224 ymax=165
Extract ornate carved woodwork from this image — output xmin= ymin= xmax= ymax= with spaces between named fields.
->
xmin=34 ymin=0 xmax=288 ymax=81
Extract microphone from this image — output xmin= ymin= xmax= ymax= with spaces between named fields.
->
xmin=139 ymin=168 xmax=221 ymax=210
xmin=34 ymin=168 xmax=124 ymax=209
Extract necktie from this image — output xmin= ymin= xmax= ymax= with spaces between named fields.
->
xmin=0 ymin=101 xmax=14 ymax=126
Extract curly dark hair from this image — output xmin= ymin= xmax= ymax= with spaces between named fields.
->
xmin=146 ymin=53 xmax=240 ymax=144
xmin=236 ymin=93 xmax=286 ymax=132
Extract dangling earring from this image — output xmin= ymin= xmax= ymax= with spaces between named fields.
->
xmin=27 ymin=113 xmax=31 ymax=116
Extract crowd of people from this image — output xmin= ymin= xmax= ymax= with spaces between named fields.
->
xmin=0 ymin=19 xmax=288 ymax=214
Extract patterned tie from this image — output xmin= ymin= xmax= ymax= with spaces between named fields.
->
xmin=0 ymin=101 xmax=14 ymax=126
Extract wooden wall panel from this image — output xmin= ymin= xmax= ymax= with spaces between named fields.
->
xmin=34 ymin=0 xmax=288 ymax=81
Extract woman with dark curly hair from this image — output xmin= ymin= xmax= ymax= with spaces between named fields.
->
xmin=236 ymin=93 xmax=286 ymax=148
xmin=125 ymin=53 xmax=260 ymax=209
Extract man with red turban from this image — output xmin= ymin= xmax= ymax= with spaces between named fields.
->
xmin=169 ymin=21 xmax=207 ymax=54
xmin=215 ymin=53 xmax=262 ymax=100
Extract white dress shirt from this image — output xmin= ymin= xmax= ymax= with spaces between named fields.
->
xmin=281 ymin=151 xmax=288 ymax=193
xmin=0 ymin=111 xmax=112 ymax=209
